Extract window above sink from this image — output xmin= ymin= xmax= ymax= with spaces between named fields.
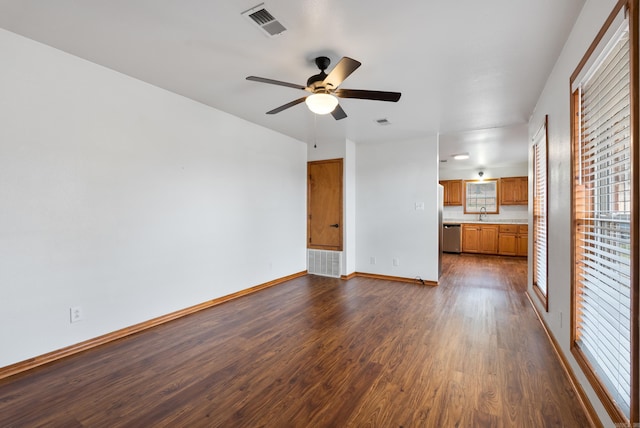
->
xmin=463 ymin=179 xmax=499 ymax=214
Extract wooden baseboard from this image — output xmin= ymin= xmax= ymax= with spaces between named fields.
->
xmin=0 ymin=271 xmax=307 ymax=381
xmin=351 ymin=272 xmax=438 ymax=286
xmin=340 ymin=272 xmax=357 ymax=280
xmin=525 ymin=291 xmax=602 ymax=428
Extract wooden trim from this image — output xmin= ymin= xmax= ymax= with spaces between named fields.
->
xmin=532 ymin=283 xmax=548 ymax=311
xmin=525 ymin=292 xmax=602 ymax=428
xmin=628 ymin=0 xmax=639 ymax=423
xmin=570 ymin=84 xmax=580 ymax=350
xmin=351 ymin=272 xmax=437 ymax=286
xmin=340 ymin=272 xmax=357 ymax=280
xmin=307 ymin=158 xmax=343 ymax=251
xmin=532 ymin=114 xmax=549 ymax=312
xmin=543 ymin=112 xmax=550 ymax=313
xmin=0 ymin=271 xmax=307 ymax=381
xmin=570 ymin=0 xmax=629 ymax=83
xmin=571 ymin=346 xmax=627 ymax=423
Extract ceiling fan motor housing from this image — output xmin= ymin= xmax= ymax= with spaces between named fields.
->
xmin=307 ymin=57 xmax=332 ymax=92
xmin=307 ymin=73 xmax=328 ymax=92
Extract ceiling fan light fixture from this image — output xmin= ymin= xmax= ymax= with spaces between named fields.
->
xmin=305 ymin=93 xmax=339 ymax=115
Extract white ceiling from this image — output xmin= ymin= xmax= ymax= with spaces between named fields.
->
xmin=0 ymin=0 xmax=585 ymax=170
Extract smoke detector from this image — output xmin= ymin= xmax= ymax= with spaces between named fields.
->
xmin=241 ymin=3 xmax=287 ymax=37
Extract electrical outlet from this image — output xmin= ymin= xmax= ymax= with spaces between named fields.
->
xmin=393 ymin=258 xmax=400 ymax=266
xmin=70 ymin=306 xmax=84 ymax=323
xmin=370 ymin=256 xmax=376 ymax=265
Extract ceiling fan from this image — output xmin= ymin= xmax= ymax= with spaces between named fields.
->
xmin=246 ymin=56 xmax=401 ymax=120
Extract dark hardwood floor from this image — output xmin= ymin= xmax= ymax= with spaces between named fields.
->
xmin=0 ymin=254 xmax=591 ymax=427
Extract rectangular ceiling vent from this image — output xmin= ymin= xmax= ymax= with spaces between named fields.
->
xmin=241 ymin=3 xmax=287 ymax=37
xmin=375 ymin=118 xmax=391 ymax=126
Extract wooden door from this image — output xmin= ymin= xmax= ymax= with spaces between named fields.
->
xmin=501 ymin=177 xmax=528 ymax=205
xmin=517 ymin=235 xmax=528 ymax=257
xmin=516 ymin=177 xmax=529 ymax=203
xmin=498 ymin=233 xmax=517 ymax=255
xmin=517 ymin=225 xmax=529 ymax=257
xmin=462 ymin=225 xmax=480 ymax=253
xmin=308 ymin=159 xmax=343 ymax=251
xmin=479 ymin=225 xmax=499 ymax=254
xmin=500 ymin=178 xmax=518 ymax=205
xmin=440 ymin=180 xmax=463 ymax=206
xmin=448 ymin=180 xmax=463 ymax=205
xmin=439 ymin=181 xmax=448 ymax=204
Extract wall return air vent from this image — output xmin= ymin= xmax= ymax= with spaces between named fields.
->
xmin=308 ymin=250 xmax=341 ymax=278
xmin=241 ymin=3 xmax=287 ymax=37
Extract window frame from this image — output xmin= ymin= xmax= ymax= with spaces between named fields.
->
xmin=463 ymin=179 xmax=500 ymax=214
xmin=569 ymin=0 xmax=639 ymax=424
xmin=532 ymin=115 xmax=549 ymax=310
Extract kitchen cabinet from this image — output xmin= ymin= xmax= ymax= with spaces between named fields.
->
xmin=498 ymin=224 xmax=528 ymax=257
xmin=500 ymin=177 xmax=528 ymax=205
xmin=516 ymin=225 xmax=528 ymax=257
xmin=462 ymin=223 xmax=498 ymax=254
xmin=463 ymin=223 xmax=526 ymax=256
xmin=462 ymin=225 xmax=480 ymax=252
xmin=439 ymin=180 xmax=463 ymax=206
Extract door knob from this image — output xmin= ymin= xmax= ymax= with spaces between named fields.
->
xmin=330 ymin=224 xmax=340 ymax=228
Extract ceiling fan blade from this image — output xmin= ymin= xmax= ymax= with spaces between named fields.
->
xmin=323 ymin=57 xmax=361 ymax=89
xmin=266 ymin=97 xmax=307 ymax=114
xmin=335 ymin=89 xmax=401 ymax=102
xmin=246 ymin=76 xmax=307 ymax=91
xmin=331 ymin=104 xmax=347 ymax=120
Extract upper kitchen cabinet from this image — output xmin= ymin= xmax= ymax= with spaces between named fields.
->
xmin=439 ymin=180 xmax=463 ymax=206
xmin=500 ymin=176 xmax=528 ymax=205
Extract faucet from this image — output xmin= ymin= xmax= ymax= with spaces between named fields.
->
xmin=479 ymin=206 xmax=487 ymax=222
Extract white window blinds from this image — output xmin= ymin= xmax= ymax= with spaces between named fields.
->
xmin=573 ymin=19 xmax=632 ymax=420
xmin=532 ymin=118 xmax=548 ymax=303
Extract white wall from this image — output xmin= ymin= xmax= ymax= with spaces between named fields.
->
xmin=307 ymin=136 xmax=345 ymax=161
xmin=344 ymin=139 xmax=357 ymax=275
xmin=0 ymin=29 xmax=307 ymax=367
xmin=438 ymin=163 xmax=528 ymax=181
xmin=528 ymin=0 xmax=618 ymax=425
xmin=356 ymin=136 xmax=440 ymax=282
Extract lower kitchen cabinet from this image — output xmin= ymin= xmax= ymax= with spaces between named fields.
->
xmin=516 ymin=225 xmax=528 ymax=256
xmin=497 ymin=224 xmax=528 ymax=257
xmin=463 ymin=223 xmax=527 ymax=257
xmin=498 ymin=232 xmax=517 ymax=255
xmin=462 ymin=224 xmax=498 ymax=254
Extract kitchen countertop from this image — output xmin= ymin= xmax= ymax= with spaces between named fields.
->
xmin=443 ymin=219 xmax=528 ymax=225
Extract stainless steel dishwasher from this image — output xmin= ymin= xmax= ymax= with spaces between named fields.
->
xmin=442 ymin=224 xmax=461 ymax=253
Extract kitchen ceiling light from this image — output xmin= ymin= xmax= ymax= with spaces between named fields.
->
xmin=453 ymin=153 xmax=470 ymax=160
xmin=305 ymin=93 xmax=339 ymax=115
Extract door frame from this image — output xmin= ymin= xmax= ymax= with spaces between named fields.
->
xmin=307 ymin=158 xmax=343 ymax=251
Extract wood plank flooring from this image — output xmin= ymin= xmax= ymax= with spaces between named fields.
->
xmin=0 ymin=254 xmax=591 ymax=427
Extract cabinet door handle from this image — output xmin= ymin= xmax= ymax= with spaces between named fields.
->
xmin=329 ymin=224 xmax=340 ymax=228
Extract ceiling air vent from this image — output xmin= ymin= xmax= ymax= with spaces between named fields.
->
xmin=242 ymin=3 xmax=287 ymax=37
xmin=375 ymin=118 xmax=391 ymax=126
